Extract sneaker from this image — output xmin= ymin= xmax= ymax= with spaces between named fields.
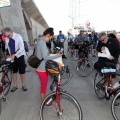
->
xmin=116 ymin=64 xmax=120 ymax=71
xmin=87 ymin=63 xmax=90 ymax=67
xmin=22 ymin=85 xmax=28 ymax=91
xmin=11 ymin=86 xmax=18 ymax=92
xmin=92 ymin=55 xmax=96 ymax=57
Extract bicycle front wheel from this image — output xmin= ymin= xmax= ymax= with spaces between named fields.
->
xmin=112 ymin=92 xmax=120 ymax=120
xmin=2 ymin=71 xmax=12 ymax=95
xmin=94 ymin=72 xmax=106 ymax=99
xmin=75 ymin=58 xmax=93 ymax=77
xmin=40 ymin=92 xmax=82 ymax=120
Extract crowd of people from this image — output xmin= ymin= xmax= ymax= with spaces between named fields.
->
xmin=0 ymin=27 xmax=120 ymax=104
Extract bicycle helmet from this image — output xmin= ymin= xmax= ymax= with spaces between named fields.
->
xmin=45 ymin=60 xmax=63 ymax=75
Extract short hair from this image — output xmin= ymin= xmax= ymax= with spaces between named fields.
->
xmin=108 ymin=33 xmax=116 ymax=38
xmin=4 ymin=27 xmax=12 ymax=33
xmin=59 ymin=30 xmax=62 ymax=33
xmin=43 ymin=27 xmax=54 ymax=36
xmin=98 ymin=32 xmax=107 ymax=39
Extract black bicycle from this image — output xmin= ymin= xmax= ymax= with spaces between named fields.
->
xmin=0 ymin=60 xmax=12 ymax=114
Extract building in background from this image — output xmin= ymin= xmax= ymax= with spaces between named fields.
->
xmin=0 ymin=0 xmax=48 ymax=45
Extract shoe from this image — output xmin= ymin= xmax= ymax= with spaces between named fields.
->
xmin=116 ymin=64 xmax=120 ymax=71
xmin=22 ymin=85 xmax=28 ymax=91
xmin=11 ymin=86 xmax=18 ymax=92
xmin=92 ymin=55 xmax=96 ymax=57
xmin=87 ymin=63 xmax=90 ymax=67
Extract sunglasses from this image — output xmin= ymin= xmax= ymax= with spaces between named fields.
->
xmin=101 ymin=37 xmax=106 ymax=42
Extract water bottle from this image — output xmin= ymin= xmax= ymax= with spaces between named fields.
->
xmin=54 ymin=83 xmax=57 ymax=91
xmin=101 ymin=68 xmax=116 ymax=73
xmin=113 ymin=82 xmax=120 ymax=89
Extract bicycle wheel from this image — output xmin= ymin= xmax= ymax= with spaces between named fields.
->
xmin=75 ymin=58 xmax=93 ymax=77
xmin=2 ymin=71 xmax=12 ymax=95
xmin=0 ymin=99 xmax=1 ymax=115
xmin=67 ymin=49 xmax=78 ymax=61
xmin=94 ymin=72 xmax=106 ymax=99
xmin=40 ymin=92 xmax=82 ymax=120
xmin=112 ymin=92 xmax=120 ymax=120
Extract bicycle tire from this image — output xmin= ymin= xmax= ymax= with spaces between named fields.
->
xmin=40 ymin=91 xmax=82 ymax=120
xmin=111 ymin=92 xmax=120 ymax=120
xmin=67 ymin=49 xmax=78 ymax=61
xmin=75 ymin=58 xmax=93 ymax=77
xmin=0 ymin=99 xmax=1 ymax=115
xmin=2 ymin=70 xmax=12 ymax=95
xmin=94 ymin=72 xmax=106 ymax=99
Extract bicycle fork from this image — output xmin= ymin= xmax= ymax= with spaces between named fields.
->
xmin=56 ymin=75 xmax=63 ymax=117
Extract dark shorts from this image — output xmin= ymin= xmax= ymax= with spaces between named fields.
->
xmin=74 ymin=44 xmax=79 ymax=49
xmin=94 ymin=61 xmax=117 ymax=78
xmin=93 ymin=42 xmax=97 ymax=49
xmin=60 ymin=42 xmax=64 ymax=48
xmin=12 ymin=55 xmax=26 ymax=74
xmin=68 ymin=41 xmax=73 ymax=46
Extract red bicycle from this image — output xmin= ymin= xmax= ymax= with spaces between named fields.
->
xmin=40 ymin=60 xmax=82 ymax=120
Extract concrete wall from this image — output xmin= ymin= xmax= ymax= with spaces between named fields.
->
xmin=31 ymin=18 xmax=45 ymax=40
xmin=0 ymin=0 xmax=28 ymax=41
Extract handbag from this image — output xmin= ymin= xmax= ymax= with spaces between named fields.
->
xmin=27 ymin=47 xmax=44 ymax=68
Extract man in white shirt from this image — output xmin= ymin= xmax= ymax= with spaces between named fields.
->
xmin=4 ymin=27 xmax=27 ymax=92
xmin=67 ymin=31 xmax=74 ymax=45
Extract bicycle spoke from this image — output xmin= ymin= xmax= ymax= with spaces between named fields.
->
xmin=40 ymin=92 xmax=82 ymax=120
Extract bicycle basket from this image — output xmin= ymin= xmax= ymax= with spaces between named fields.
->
xmin=45 ymin=60 xmax=63 ymax=75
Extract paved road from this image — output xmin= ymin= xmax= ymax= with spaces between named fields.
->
xmin=0 ymin=42 xmax=117 ymax=120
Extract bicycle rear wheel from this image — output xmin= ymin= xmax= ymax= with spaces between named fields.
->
xmin=67 ymin=49 xmax=78 ymax=61
xmin=2 ymin=70 xmax=12 ymax=95
xmin=40 ymin=92 xmax=82 ymax=120
xmin=75 ymin=58 xmax=93 ymax=77
xmin=112 ymin=92 xmax=120 ymax=120
xmin=94 ymin=72 xmax=106 ymax=99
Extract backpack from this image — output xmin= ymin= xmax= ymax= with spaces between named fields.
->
xmin=115 ymin=38 xmax=120 ymax=45
xmin=24 ymin=41 xmax=29 ymax=52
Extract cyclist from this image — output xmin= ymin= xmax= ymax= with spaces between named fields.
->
xmin=89 ymin=32 xmax=98 ymax=57
xmin=67 ymin=31 xmax=74 ymax=47
xmin=35 ymin=28 xmax=62 ymax=102
xmin=57 ymin=30 xmax=65 ymax=49
xmin=94 ymin=32 xmax=120 ymax=87
xmin=74 ymin=30 xmax=88 ymax=57
xmin=108 ymin=33 xmax=120 ymax=70
xmin=4 ymin=27 xmax=27 ymax=92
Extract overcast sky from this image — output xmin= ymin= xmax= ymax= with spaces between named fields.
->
xmin=34 ymin=0 xmax=120 ymax=34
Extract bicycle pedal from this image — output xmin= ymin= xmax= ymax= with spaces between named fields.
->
xmin=60 ymin=89 xmax=66 ymax=92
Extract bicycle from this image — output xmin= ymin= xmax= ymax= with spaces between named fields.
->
xmin=0 ymin=60 xmax=12 ymax=114
xmin=40 ymin=60 xmax=82 ymax=120
xmin=94 ymin=63 xmax=120 ymax=100
xmin=67 ymin=42 xmax=79 ymax=61
xmin=112 ymin=91 xmax=120 ymax=120
xmin=75 ymin=45 xmax=93 ymax=77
